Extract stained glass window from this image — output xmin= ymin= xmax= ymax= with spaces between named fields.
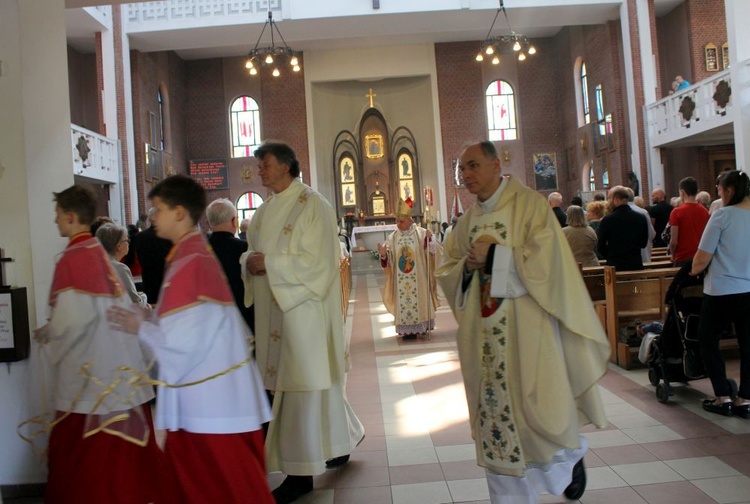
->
xmin=230 ymin=96 xmax=261 ymax=158
xmin=236 ymin=191 xmax=264 ymax=222
xmin=486 ymin=80 xmax=517 ymax=141
xmin=581 ymin=63 xmax=590 ymax=125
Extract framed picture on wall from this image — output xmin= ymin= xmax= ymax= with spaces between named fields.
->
xmin=705 ymin=43 xmax=719 ymax=72
xmin=532 ymin=153 xmax=557 ymax=191
xmin=341 ymin=184 xmax=356 ymax=206
xmin=340 ymin=156 xmax=355 ymax=183
xmin=365 ymin=134 xmax=384 ymax=159
xmin=398 ymin=153 xmax=413 ymax=179
xmin=399 ymin=180 xmax=414 ymax=202
xmin=372 ymin=194 xmax=386 ymax=216
xmin=722 ymin=42 xmax=730 ymax=70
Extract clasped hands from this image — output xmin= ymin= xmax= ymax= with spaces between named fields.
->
xmin=465 ymin=241 xmax=492 ymax=272
xmin=246 ymin=252 xmax=267 ymax=276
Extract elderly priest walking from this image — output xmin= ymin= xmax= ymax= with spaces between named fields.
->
xmin=377 ymin=198 xmax=441 ymax=340
xmin=436 ymin=141 xmax=610 ymax=504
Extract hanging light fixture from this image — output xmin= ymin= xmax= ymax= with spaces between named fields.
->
xmin=475 ymin=0 xmax=537 ymax=65
xmin=245 ymin=10 xmax=301 ymax=77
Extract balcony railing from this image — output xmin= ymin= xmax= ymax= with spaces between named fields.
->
xmin=71 ymin=124 xmax=121 ymax=184
xmin=126 ymin=0 xmax=281 ymax=28
xmin=645 ymin=61 xmax=749 ymax=147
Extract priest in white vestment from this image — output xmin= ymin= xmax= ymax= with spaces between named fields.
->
xmin=436 ymin=142 xmax=610 ymax=504
xmin=377 ymin=199 xmax=441 ymax=340
xmin=241 ymin=142 xmax=364 ymax=504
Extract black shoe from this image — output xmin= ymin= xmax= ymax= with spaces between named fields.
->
xmin=402 ymin=334 xmax=417 ymax=340
xmin=734 ymin=403 xmax=750 ymax=419
xmin=702 ymin=399 xmax=733 ymax=417
xmin=325 ymin=454 xmax=350 ymax=468
xmin=272 ymin=476 xmax=313 ymax=504
xmin=563 ymin=458 xmax=586 ymax=500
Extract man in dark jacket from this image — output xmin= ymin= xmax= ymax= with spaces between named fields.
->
xmin=133 ymin=208 xmax=172 ymax=304
xmin=597 ymin=185 xmax=649 ymax=271
xmin=207 ymin=198 xmax=254 ymax=333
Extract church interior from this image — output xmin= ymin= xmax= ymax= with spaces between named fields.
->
xmin=2 ymin=0 xmax=750 ymax=502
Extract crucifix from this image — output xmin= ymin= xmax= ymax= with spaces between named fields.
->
xmin=365 ymin=88 xmax=377 ymax=108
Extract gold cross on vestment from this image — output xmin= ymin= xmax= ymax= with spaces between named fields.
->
xmin=283 ymin=224 xmax=293 ymax=235
xmin=365 ymin=88 xmax=377 ymax=108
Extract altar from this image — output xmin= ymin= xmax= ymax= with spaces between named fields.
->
xmin=350 ymin=224 xmax=397 ymax=251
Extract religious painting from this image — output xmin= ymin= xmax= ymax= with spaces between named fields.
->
xmin=341 ymin=184 xmax=356 ymax=206
xmin=705 ymin=43 xmax=719 ymax=72
xmin=398 ymin=153 xmax=412 ymax=179
xmin=372 ymin=194 xmax=386 ymax=216
xmin=365 ymin=134 xmax=384 ymax=159
xmin=399 ymin=180 xmax=414 ymax=203
xmin=339 ymin=155 xmax=355 ymax=183
xmin=532 ymin=152 xmax=557 ymax=191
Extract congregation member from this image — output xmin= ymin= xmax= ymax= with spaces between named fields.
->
xmin=626 ymin=187 xmax=656 ymax=263
xmin=668 ymin=177 xmax=709 ymax=267
xmin=241 ymin=142 xmax=364 ymax=504
xmin=563 ymin=205 xmax=599 ymax=267
xmin=548 ymin=191 xmax=567 ymax=226
xmin=38 ymin=185 xmax=168 ymax=503
xmin=96 ymin=223 xmax=148 ymax=307
xmin=206 ymin=198 xmax=254 ymax=333
xmin=598 ymin=185 xmax=649 ymax=271
xmin=691 ymin=170 xmax=750 ymax=419
xmin=648 ymin=188 xmax=672 ymax=247
xmin=696 ymin=191 xmax=712 ymax=211
xmin=134 ymin=207 xmax=172 ymax=304
xmin=585 ymin=200 xmax=607 ymax=234
xmin=109 ymin=175 xmax=273 ymax=504
xmin=437 ymin=141 xmax=609 ymax=504
xmin=377 ymin=199 xmax=441 ymax=340
xmin=238 ymin=217 xmax=250 ymax=241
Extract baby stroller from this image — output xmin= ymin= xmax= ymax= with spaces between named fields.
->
xmin=645 ymin=261 xmax=738 ymax=403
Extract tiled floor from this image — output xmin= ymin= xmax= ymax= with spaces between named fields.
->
xmin=7 ymin=271 xmax=750 ymax=504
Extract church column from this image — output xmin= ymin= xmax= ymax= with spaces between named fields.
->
xmin=725 ymin=0 xmax=750 ymax=173
xmin=0 ymin=0 xmax=72 ymax=486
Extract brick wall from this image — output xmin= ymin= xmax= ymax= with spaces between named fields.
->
xmin=434 ymin=42 xmax=485 ymax=214
xmin=686 ymin=0 xmax=728 ymax=82
xmin=627 ymin=0 xmax=650 ymax=200
xmin=259 ymin=54 xmax=310 ymax=183
xmin=113 ymin=7 xmax=133 ymax=224
xmin=96 ymin=32 xmax=105 ymax=135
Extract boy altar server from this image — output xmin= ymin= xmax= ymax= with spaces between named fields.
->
xmin=39 ymin=184 xmax=170 ymax=503
xmin=109 ymin=175 xmax=273 ymax=504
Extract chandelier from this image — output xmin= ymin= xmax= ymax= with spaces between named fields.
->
xmin=475 ymin=0 xmax=536 ymax=65
xmin=245 ymin=11 xmax=300 ymax=77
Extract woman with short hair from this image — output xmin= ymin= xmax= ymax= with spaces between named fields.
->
xmin=692 ymin=170 xmax=750 ymax=419
xmin=96 ymin=223 xmax=148 ymax=307
xmin=563 ymin=205 xmax=599 ymax=267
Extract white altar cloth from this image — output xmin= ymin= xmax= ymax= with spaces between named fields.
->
xmin=350 ymin=224 xmax=397 ymax=249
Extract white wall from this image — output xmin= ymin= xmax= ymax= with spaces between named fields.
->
xmin=0 ymin=0 xmax=73 ymax=485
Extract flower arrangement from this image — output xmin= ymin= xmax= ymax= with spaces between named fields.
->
xmin=370 ymin=249 xmax=382 ymax=260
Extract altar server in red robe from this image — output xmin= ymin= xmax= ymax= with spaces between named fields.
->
xmin=40 ymin=184 xmax=172 ymax=504
xmin=109 ymin=175 xmax=274 ymax=504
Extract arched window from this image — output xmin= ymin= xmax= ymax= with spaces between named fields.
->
xmin=580 ymin=63 xmax=591 ymax=125
xmin=230 ymin=96 xmax=261 ymax=158
xmin=486 ymin=80 xmax=517 ymax=141
xmin=589 ymin=165 xmax=596 ymax=191
xmin=236 ymin=191 xmax=264 ymax=222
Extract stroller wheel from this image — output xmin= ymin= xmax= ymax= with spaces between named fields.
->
xmin=656 ymin=383 xmax=672 ymax=403
xmin=728 ymin=379 xmax=738 ymax=400
xmin=648 ymin=367 xmax=661 ymax=387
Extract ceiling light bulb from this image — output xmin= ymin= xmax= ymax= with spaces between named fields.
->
xmin=272 ymin=68 xmax=280 ymax=77
xmin=518 ymin=52 xmax=526 ymax=61
xmin=249 ymin=67 xmax=258 ymax=75
xmin=265 ymin=54 xmax=274 ymax=64
xmin=290 ymin=56 xmax=299 ymax=66
xmin=528 ymin=45 xmax=537 ymax=55
xmin=476 ymin=53 xmax=484 ymax=62
xmin=293 ymin=65 xmax=301 ymax=72
xmin=485 ymin=45 xmax=494 ymax=55
xmin=513 ymin=41 xmax=521 ymax=52
xmin=245 ymin=60 xmax=254 ymax=69
xmin=492 ymin=56 xmax=500 ymax=65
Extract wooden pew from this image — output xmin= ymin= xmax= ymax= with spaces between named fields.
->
xmin=603 ymin=266 xmax=680 ymax=369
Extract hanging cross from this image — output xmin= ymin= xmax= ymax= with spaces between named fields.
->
xmin=365 ymin=88 xmax=377 ymax=108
